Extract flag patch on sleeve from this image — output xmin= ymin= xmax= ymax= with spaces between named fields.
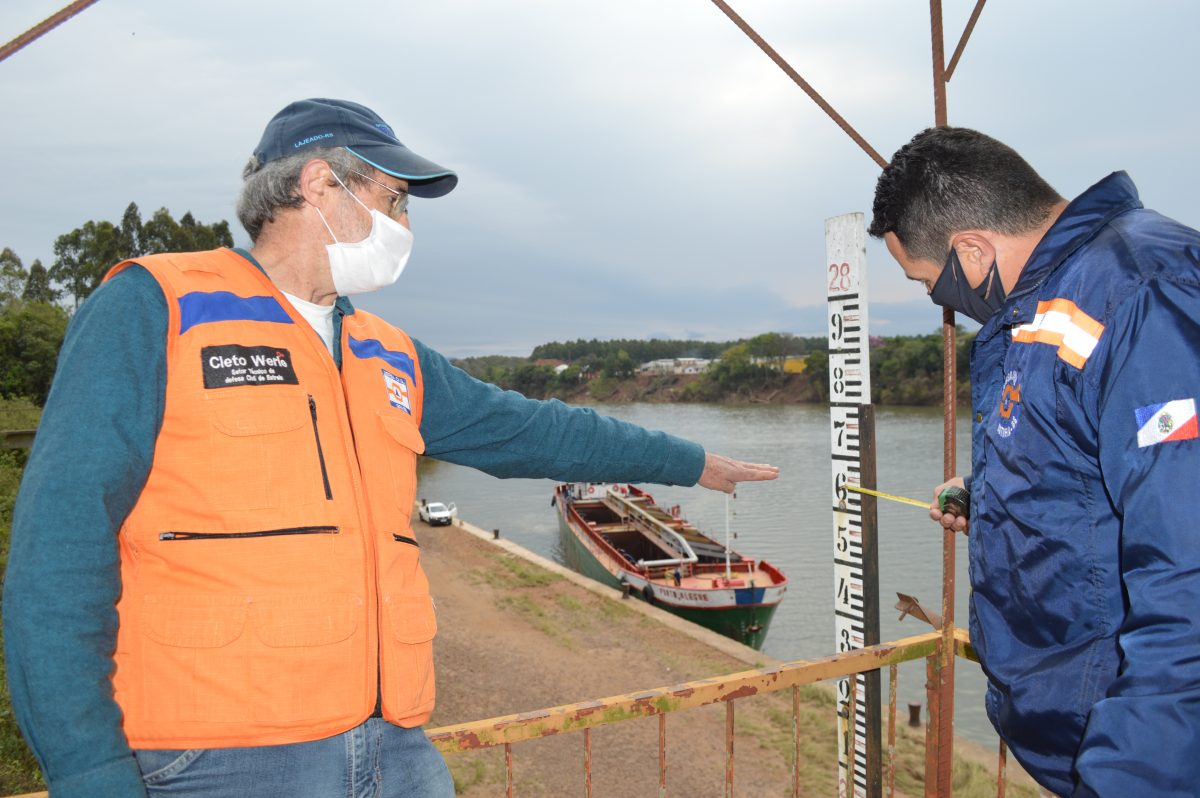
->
xmin=1135 ymin=399 xmax=1198 ymax=448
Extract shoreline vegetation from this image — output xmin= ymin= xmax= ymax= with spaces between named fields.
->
xmin=453 ymin=330 xmax=973 ymax=406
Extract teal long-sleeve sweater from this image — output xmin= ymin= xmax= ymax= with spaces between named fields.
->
xmin=2 ymin=251 xmax=705 ymax=798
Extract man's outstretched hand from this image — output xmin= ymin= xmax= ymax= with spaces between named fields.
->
xmin=697 ymin=452 xmax=780 ymax=493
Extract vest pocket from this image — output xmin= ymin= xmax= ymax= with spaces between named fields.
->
xmin=138 ymin=593 xmax=364 ymax=725
xmin=159 ymin=526 xmax=339 ymax=541
xmin=206 ymin=395 xmax=311 ymax=511
xmin=140 ymin=595 xmax=250 ymax=723
xmin=382 ymin=592 xmax=438 ymax=723
xmin=249 ymin=593 xmax=363 ymax=723
xmin=378 ymin=413 xmax=425 ymax=516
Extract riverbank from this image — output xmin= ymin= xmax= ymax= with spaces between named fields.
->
xmin=554 ymin=371 xmax=820 ymax=404
xmin=421 ymin=516 xmax=1039 ymax=796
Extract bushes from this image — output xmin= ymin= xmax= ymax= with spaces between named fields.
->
xmin=0 ymin=398 xmax=45 ymax=794
xmin=0 ymin=302 xmax=69 ymax=406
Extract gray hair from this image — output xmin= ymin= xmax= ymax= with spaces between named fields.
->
xmin=236 ymin=146 xmax=371 ymax=242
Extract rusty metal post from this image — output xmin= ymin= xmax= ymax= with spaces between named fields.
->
xmin=924 ymin=654 xmax=938 ymax=798
xmin=505 ymin=742 xmax=514 ymax=798
xmin=584 ymin=727 xmax=593 ymax=798
xmin=887 ymin=665 xmax=897 ymax=798
xmin=793 ymin=685 xmax=802 ymax=798
xmin=726 ymin=701 xmax=735 ymax=798
xmin=997 ymin=739 xmax=1008 ymax=798
xmin=659 ymin=713 xmax=668 ymax=798
xmin=928 ymin=4 xmax=957 ymax=796
xmin=944 ymin=0 xmax=989 ymax=81
xmin=707 ymin=0 xmax=887 ymax=169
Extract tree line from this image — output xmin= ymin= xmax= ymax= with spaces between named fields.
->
xmin=0 ymin=204 xmax=232 ymax=406
xmin=528 ymin=332 xmax=824 ymax=366
xmin=460 ymin=329 xmax=973 ymax=405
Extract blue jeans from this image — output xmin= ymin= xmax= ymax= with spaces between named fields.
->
xmin=133 ymin=719 xmax=455 ymax=798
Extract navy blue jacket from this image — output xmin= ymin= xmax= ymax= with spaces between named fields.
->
xmin=3 ymin=252 xmax=706 ymax=798
xmin=967 ymin=173 xmax=1200 ymax=796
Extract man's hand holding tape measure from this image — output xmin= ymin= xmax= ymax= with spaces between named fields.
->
xmin=930 ymin=477 xmax=970 ymax=534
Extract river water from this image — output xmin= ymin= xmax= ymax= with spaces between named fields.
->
xmin=415 ymin=402 xmax=997 ymax=747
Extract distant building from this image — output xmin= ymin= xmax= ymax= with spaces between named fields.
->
xmin=749 ymin=355 xmax=807 ymax=373
xmin=782 ymin=356 xmax=807 ymax=374
xmin=534 ymin=358 xmax=565 ymax=368
xmin=637 ymin=358 xmax=712 ymax=375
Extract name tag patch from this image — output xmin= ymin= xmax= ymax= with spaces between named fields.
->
xmin=382 ymin=368 xmax=411 ymax=413
xmin=202 ymin=345 xmax=299 ymax=389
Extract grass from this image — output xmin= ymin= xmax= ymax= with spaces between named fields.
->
xmin=886 ymin=720 xmax=1040 ymax=798
xmin=555 ymin=594 xmax=584 ymax=613
xmin=496 ymin=595 xmax=576 ymax=649
xmin=445 ymin=754 xmax=490 ymax=793
xmin=656 ymin=651 xmax=736 ymax=680
xmin=597 ymin=597 xmax=635 ymax=621
xmin=470 ymin=553 xmax=562 ymax=590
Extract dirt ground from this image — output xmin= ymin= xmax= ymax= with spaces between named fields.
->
xmin=417 ymin=519 xmax=1041 ymax=797
xmin=420 ymin=518 xmax=834 ymax=797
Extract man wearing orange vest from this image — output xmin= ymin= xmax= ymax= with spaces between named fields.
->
xmin=3 ymin=98 xmax=778 ymax=798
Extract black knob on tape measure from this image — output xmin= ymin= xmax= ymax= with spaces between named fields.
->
xmin=938 ymin=486 xmax=970 ymax=519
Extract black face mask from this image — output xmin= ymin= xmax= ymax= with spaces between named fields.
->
xmin=928 ymin=249 xmax=1007 ymax=324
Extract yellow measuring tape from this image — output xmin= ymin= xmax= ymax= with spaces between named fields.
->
xmin=845 ymin=484 xmax=930 ymax=509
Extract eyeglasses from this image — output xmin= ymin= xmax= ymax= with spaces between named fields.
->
xmin=347 ymin=169 xmax=410 ymax=218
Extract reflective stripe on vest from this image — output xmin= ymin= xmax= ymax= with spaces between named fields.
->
xmin=106 ymin=250 xmax=433 ymax=748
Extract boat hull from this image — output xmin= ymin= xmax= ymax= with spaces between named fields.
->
xmin=555 ymin=503 xmax=782 ymax=650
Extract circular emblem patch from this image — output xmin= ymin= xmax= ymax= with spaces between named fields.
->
xmin=997 ymin=370 xmax=1022 ymax=439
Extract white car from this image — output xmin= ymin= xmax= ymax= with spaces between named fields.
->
xmin=418 ymin=501 xmax=457 ymax=526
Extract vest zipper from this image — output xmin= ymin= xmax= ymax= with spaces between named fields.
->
xmin=159 ymin=525 xmax=340 ymax=541
xmin=308 ymin=394 xmax=334 ymax=500
xmin=392 ymin=534 xmax=420 ymax=547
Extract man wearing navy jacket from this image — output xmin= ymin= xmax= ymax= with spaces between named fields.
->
xmin=870 ymin=127 xmax=1200 ymax=797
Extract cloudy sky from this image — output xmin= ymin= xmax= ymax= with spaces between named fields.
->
xmin=3 ymin=1 xmax=1198 ymax=357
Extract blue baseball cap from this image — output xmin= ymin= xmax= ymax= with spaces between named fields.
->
xmin=253 ymin=98 xmax=458 ymax=198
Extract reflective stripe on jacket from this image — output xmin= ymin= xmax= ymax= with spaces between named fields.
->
xmin=106 ymin=249 xmax=434 ymax=749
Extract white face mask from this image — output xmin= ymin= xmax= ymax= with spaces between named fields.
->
xmin=314 ymin=173 xmax=413 ymax=296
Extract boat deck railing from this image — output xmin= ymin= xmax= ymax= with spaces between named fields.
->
xmin=643 ymin=559 xmax=763 ymax=583
xmin=427 ymin=627 xmax=1004 ymax=798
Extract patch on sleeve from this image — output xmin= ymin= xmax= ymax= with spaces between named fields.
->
xmin=1135 ymin=399 xmax=1198 ymax=448
xmin=382 ymin=368 xmax=412 ymax=414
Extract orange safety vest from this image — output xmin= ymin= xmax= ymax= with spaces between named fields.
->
xmin=105 ymin=249 xmax=435 ymax=749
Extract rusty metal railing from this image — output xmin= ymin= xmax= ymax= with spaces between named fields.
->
xmin=428 ymin=627 xmax=1004 ymax=798
xmin=1 ymin=631 xmax=959 ymax=798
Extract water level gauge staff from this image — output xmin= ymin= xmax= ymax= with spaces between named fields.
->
xmin=870 ymin=127 xmax=1200 ymax=798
